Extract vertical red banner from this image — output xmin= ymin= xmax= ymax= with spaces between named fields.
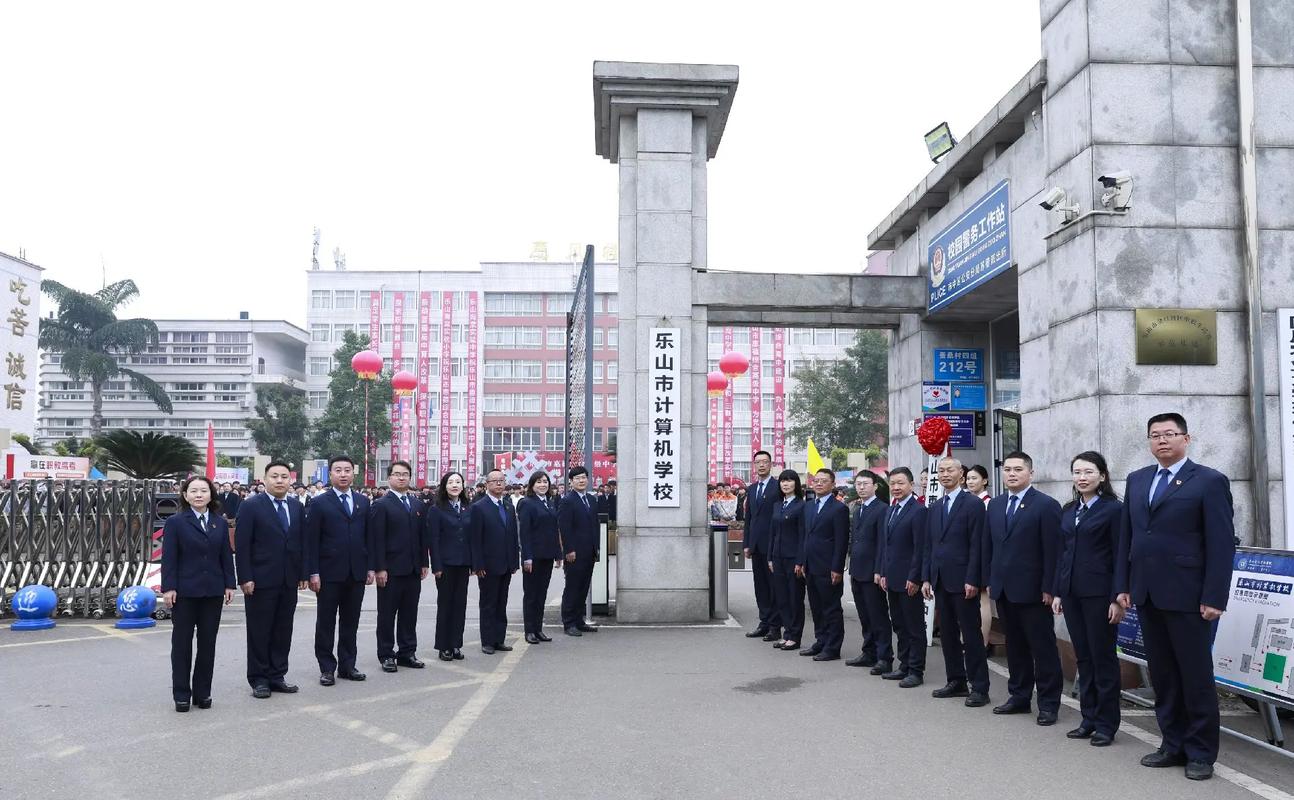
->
xmin=439 ymin=292 xmax=453 ymax=478
xmin=749 ymin=327 xmax=762 ymax=459
xmin=391 ymin=292 xmax=405 ymax=462
xmin=416 ymin=292 xmax=432 ymax=486
xmin=367 ymin=291 xmax=381 ymax=486
xmin=772 ymin=327 xmax=786 ymax=467
xmin=465 ymin=292 xmax=479 ymax=483
xmin=709 ymin=396 xmax=718 ymax=483
xmin=721 ymin=326 xmax=734 ymax=482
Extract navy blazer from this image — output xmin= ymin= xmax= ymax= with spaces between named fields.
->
xmin=161 ymin=511 xmax=235 ymax=597
xmin=219 ymin=491 xmax=242 ymax=519
xmin=798 ymin=495 xmax=849 ymax=576
xmin=876 ymin=498 xmax=927 ymax=589
xmin=426 ymin=502 xmax=472 ymax=572
xmin=848 ymin=498 xmax=887 ymax=580
xmin=469 ymin=495 xmax=520 ymax=574
xmin=742 ymin=477 xmax=779 ymax=554
xmin=556 ymin=490 xmax=599 ymax=559
xmin=518 ymin=495 xmax=563 ymax=562
xmin=367 ymin=492 xmax=428 ymax=576
xmin=769 ymin=497 xmax=806 ymax=560
xmin=234 ymin=492 xmax=306 ymax=588
xmin=1054 ymin=496 xmax=1122 ymax=600
xmin=304 ymin=490 xmax=370 ymax=583
xmin=985 ymin=487 xmax=1062 ymax=603
xmin=922 ymin=490 xmax=987 ymax=591
xmin=1115 ymin=460 xmax=1235 ymax=612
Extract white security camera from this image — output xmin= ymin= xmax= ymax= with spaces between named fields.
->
xmin=1039 ymin=187 xmax=1067 ymax=210
xmin=1039 ymin=186 xmax=1080 ymax=223
xmin=1098 ymin=170 xmax=1133 ymax=210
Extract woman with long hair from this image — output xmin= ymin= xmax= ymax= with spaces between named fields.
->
xmin=518 ymin=471 xmax=561 ymax=644
xmin=426 ymin=472 xmax=472 ymax=662
xmin=768 ymin=469 xmax=807 ymax=651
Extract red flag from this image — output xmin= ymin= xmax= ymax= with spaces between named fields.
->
xmin=206 ymin=422 xmax=216 ymax=480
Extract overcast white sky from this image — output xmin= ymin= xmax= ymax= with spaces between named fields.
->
xmin=0 ymin=2 xmax=1041 ymax=327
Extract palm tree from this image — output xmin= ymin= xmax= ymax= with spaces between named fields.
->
xmin=38 ymin=279 xmax=173 ymax=437
xmin=95 ymin=430 xmax=201 ymax=480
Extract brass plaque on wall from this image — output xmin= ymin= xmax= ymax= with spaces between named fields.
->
xmin=1135 ymin=308 xmax=1218 ymax=365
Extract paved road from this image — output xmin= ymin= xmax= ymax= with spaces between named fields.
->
xmin=1 ymin=568 xmax=1291 ymax=799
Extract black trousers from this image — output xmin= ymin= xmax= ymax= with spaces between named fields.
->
xmin=771 ymin=556 xmax=806 ymax=642
xmin=749 ymin=548 xmax=780 ymax=631
xmin=887 ymin=589 xmax=926 ymax=677
xmin=316 ymin=578 xmax=365 ymax=674
xmin=245 ymin=586 xmax=297 ymax=687
xmin=805 ymin=574 xmax=844 ymax=655
xmin=434 ymin=566 xmax=470 ymax=652
xmin=560 ymin=557 xmax=595 ymax=628
xmin=478 ymin=572 xmax=512 ymax=647
xmin=998 ymin=597 xmax=1062 ymax=712
xmin=171 ymin=595 xmax=223 ymax=702
xmin=376 ymin=573 xmax=421 ymax=660
xmin=1139 ymin=599 xmax=1219 ymax=762
xmin=938 ymin=589 xmax=990 ymax=694
xmin=522 ymin=559 xmax=554 ymax=634
xmin=1063 ymin=595 xmax=1121 ymax=736
xmin=850 ymin=578 xmax=893 ymax=665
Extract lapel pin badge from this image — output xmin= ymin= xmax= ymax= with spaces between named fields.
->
xmin=1175 ymin=480 xmax=1182 ymax=485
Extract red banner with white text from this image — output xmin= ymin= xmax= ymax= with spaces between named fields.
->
xmin=722 ymin=326 xmax=734 ymax=482
xmin=416 ymin=291 xmax=432 ymax=485
xmin=773 ymin=327 xmax=786 ymax=467
xmin=750 ymin=327 xmax=762 ymax=457
xmin=439 ymin=292 xmax=453 ymax=477
xmin=465 ymin=292 xmax=479 ymax=483
xmin=391 ymin=292 xmax=404 ymax=462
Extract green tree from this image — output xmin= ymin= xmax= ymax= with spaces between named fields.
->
xmin=310 ymin=330 xmax=392 ymax=482
xmin=247 ymin=384 xmax=312 ymax=469
xmin=38 ymin=279 xmax=172 ymax=437
xmin=786 ymin=330 xmax=888 ymax=453
xmin=52 ymin=435 xmax=103 ymax=466
xmin=95 ymin=430 xmax=201 ymax=480
xmin=11 ymin=433 xmax=40 ymax=454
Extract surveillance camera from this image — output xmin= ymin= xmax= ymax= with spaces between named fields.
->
xmin=1098 ymin=170 xmax=1133 ymax=210
xmin=1098 ymin=170 xmax=1132 ymax=188
xmin=1040 ymin=186 xmax=1080 ymax=223
xmin=1039 ymin=187 xmax=1067 ymax=211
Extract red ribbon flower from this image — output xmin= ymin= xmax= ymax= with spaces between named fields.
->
xmin=917 ymin=417 xmax=953 ymax=456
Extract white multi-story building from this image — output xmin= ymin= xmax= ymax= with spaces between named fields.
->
xmin=37 ymin=315 xmax=307 ymax=457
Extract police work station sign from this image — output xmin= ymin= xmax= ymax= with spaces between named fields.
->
xmin=927 ymin=180 xmax=1012 ymax=313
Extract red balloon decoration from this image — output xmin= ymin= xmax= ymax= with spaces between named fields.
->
xmin=391 ymin=370 xmax=418 ymax=396
xmin=706 ymin=371 xmax=728 ymax=398
xmin=718 ymin=351 xmax=749 ymax=379
xmin=917 ymin=416 xmax=953 ymax=456
xmin=351 ymin=350 xmax=383 ymax=380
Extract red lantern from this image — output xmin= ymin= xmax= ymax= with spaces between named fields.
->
xmin=707 ymin=371 xmax=728 ymax=398
xmin=719 ymin=351 xmax=749 ymax=379
xmin=917 ymin=416 xmax=954 ymax=456
xmin=392 ymin=370 xmax=418 ymax=396
xmin=351 ymin=350 xmax=383 ymax=380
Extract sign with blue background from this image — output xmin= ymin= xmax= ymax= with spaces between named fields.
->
xmin=923 ymin=413 xmax=975 ymax=449
xmin=927 ymin=180 xmax=1012 ymax=312
xmin=932 ymin=348 xmax=984 ymax=382
xmin=951 ymin=383 xmax=986 ymax=411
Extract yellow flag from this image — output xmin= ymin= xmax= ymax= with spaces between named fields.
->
xmin=806 ymin=438 xmax=825 ymax=474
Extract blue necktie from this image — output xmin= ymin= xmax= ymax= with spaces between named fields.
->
xmin=1150 ymin=468 xmax=1172 ymax=506
xmin=889 ymin=502 xmax=900 ymax=527
xmin=275 ymin=498 xmax=290 ymax=532
xmin=756 ymin=481 xmax=764 ymax=507
xmin=1006 ymin=494 xmax=1019 ymax=526
xmin=943 ymin=494 xmax=951 ymax=521
xmin=498 ymin=500 xmax=507 ymax=526
xmin=339 ymin=493 xmax=350 ymax=517
xmin=402 ymin=495 xmax=411 ymax=513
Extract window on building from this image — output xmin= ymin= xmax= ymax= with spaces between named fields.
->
xmin=592 ymin=395 xmax=604 ymax=416
xmin=310 ymin=324 xmax=330 ymax=343
xmin=449 ymin=358 xmax=467 ymax=377
xmin=546 ymin=328 xmax=565 ymax=349
xmin=545 ymin=394 xmax=564 ymax=415
xmin=606 ymin=361 xmax=617 ymax=384
xmin=214 ymin=332 xmax=248 ymax=343
xmin=311 ymin=290 xmax=332 ymax=310
xmin=791 ymin=329 xmax=812 ymax=345
xmin=482 ymin=426 xmax=541 ymax=450
xmin=606 ymin=393 xmax=618 ymax=415
xmin=604 ymin=295 xmax=618 ymax=313
xmin=545 ymin=361 xmax=565 ymax=383
xmin=544 ymin=427 xmax=565 ymax=449
xmin=173 ymin=332 xmax=210 ymax=343
xmin=308 ymin=391 xmax=329 ymax=411
xmin=708 ymin=329 xmax=724 ymax=345
xmin=381 ymin=324 xmax=393 ymax=343
xmin=484 ymin=293 xmax=543 ymax=316
xmin=451 ymin=393 xmax=465 ymax=412
xmin=334 ymin=290 xmax=356 ymax=310
xmin=483 ymin=359 xmax=542 ymax=383
xmin=215 ymin=356 xmax=247 ymax=365
xmin=482 ymin=393 xmax=542 ymax=415
xmin=814 ymin=329 xmax=835 ymax=346
xmin=545 ymin=294 xmax=571 ymax=314
xmin=309 ymin=357 xmax=331 ymax=376
xmin=592 ymin=362 xmax=603 ymax=384
xmin=485 ymin=326 xmax=543 ymax=349
xmin=606 ymin=328 xmax=617 ymax=350
xmin=215 ymin=344 xmax=249 ymax=354
xmin=836 ymin=329 xmax=856 ymax=346
xmin=173 ymin=356 xmax=208 ymax=365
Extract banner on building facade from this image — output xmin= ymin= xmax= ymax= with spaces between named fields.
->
xmin=416 ymin=292 xmax=432 ymax=484
xmin=367 ymin=291 xmax=381 ymax=485
xmin=648 ymin=327 xmax=681 ymax=507
xmin=493 ymin=450 xmax=617 ymax=487
xmin=722 ymin=327 xmax=734 ymax=482
xmin=750 ymin=327 xmax=762 ymax=460
xmin=709 ymin=397 xmax=719 ymax=484
xmin=439 ymin=292 xmax=453 ymax=477
xmin=465 ymin=292 xmax=479 ymax=483
xmin=773 ymin=328 xmax=786 ymax=467
xmin=391 ymin=292 xmax=404 ymax=462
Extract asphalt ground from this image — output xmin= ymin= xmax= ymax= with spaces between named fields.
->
xmin=2 ymin=565 xmax=1292 ymax=800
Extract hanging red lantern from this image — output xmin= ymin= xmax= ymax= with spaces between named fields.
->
xmin=917 ymin=416 xmax=954 ymax=456
xmin=351 ymin=350 xmax=383 ymax=380
xmin=718 ymin=350 xmax=749 ymax=379
xmin=706 ymin=371 xmax=728 ymax=398
xmin=392 ymin=370 xmax=418 ymax=396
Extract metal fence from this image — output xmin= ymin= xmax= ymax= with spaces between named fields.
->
xmin=565 ymin=245 xmax=595 ymax=476
xmin=0 ymin=479 xmax=177 ymax=618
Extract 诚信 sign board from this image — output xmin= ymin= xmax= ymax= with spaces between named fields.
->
xmin=927 ymin=180 xmax=1012 ymax=313
xmin=932 ymin=348 xmax=984 ymax=383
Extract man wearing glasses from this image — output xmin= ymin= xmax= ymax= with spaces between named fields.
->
xmin=367 ymin=461 xmax=429 ymax=673
xmin=469 ymin=469 xmax=521 ymax=654
xmin=1116 ymin=413 xmax=1235 ymax=781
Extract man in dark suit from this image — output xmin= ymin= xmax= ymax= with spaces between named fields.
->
xmin=470 ymin=469 xmax=520 ymax=653
xmin=558 ymin=466 xmax=600 ymax=636
xmin=743 ymin=450 xmax=782 ymax=641
xmin=847 ymin=470 xmax=892 ymax=673
xmin=1116 ymin=413 xmax=1235 ymax=781
xmin=235 ymin=460 xmax=307 ymax=699
xmin=304 ymin=455 xmax=372 ymax=687
xmin=797 ymin=468 xmax=849 ymax=662
xmin=876 ymin=467 xmax=928 ymax=687
xmin=922 ymin=457 xmax=991 ymax=707
xmin=368 ymin=460 xmax=429 ymax=672
xmin=219 ymin=482 xmax=242 ymax=524
xmin=985 ymin=451 xmax=1063 ymax=726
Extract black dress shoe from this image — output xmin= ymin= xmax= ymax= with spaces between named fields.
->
xmin=452 ymin=649 xmax=464 ymax=660
xmin=535 ymin=632 xmax=552 ymax=642
xmin=1090 ymin=732 xmax=1114 ymax=747
xmin=525 ymin=633 xmax=540 ymax=644
xmin=799 ymin=645 xmax=823 ymax=657
xmin=196 ymin=698 xmax=212 ymax=710
xmin=899 ymin=675 xmax=924 ymax=688
xmin=870 ymin=663 xmax=892 ymax=676
xmin=481 ymin=645 xmax=496 ymax=655
xmin=252 ymin=685 xmax=272 ymax=699
xmin=495 ymin=643 xmax=514 ymax=652
xmin=565 ymin=626 xmax=583 ymax=637
xmin=845 ymin=654 xmax=877 ymax=668
xmin=931 ymin=682 xmax=970 ymax=698
xmin=381 ymin=658 xmax=398 ymax=673
xmin=762 ymin=630 xmax=782 ymax=642
xmin=175 ymin=701 xmax=191 ymax=712
xmin=965 ymin=692 xmax=990 ymax=707
xmin=1185 ymin=761 xmax=1213 ymax=781
xmin=881 ymin=670 xmax=906 ymax=680
xmin=1066 ymin=726 xmax=1094 ymax=740
xmin=778 ymin=641 xmax=799 ymax=650
xmin=438 ymin=650 xmax=454 ymax=662
xmin=745 ymin=627 xmax=770 ymax=638
xmin=576 ymin=623 xmax=598 ymax=633
xmin=993 ymin=701 xmax=1031 ymax=715
xmin=320 ymin=673 xmax=336 ymax=686
xmin=1037 ymin=710 xmax=1058 ymax=726
xmin=812 ymin=652 xmax=840 ymax=662
xmin=339 ymin=670 xmax=367 ymax=681
xmin=397 ymin=656 xmax=425 ymax=669
xmin=268 ymin=680 xmax=298 ymax=694
xmin=1140 ymin=749 xmax=1188 ymax=768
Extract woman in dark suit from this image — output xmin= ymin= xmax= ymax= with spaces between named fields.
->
xmin=518 ymin=471 xmax=562 ymax=644
xmin=768 ymin=469 xmax=807 ymax=651
xmin=427 ymin=471 xmax=472 ymax=662
xmin=161 ymin=475 xmax=235 ymax=712
xmin=1052 ymin=450 xmax=1124 ymax=746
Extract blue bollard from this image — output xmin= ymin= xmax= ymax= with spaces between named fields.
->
xmin=10 ymin=585 xmax=57 ymax=631
xmin=115 ymin=586 xmax=157 ymax=629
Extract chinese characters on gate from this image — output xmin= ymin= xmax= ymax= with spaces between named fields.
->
xmin=5 ymin=277 xmax=31 ymax=411
xmin=648 ymin=327 xmax=681 ymax=508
